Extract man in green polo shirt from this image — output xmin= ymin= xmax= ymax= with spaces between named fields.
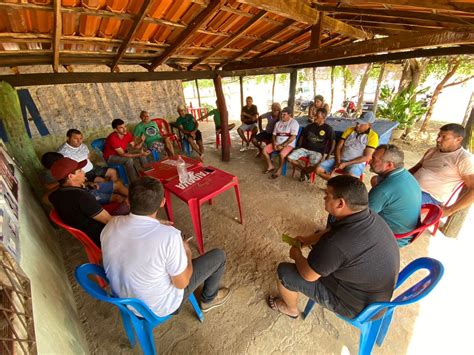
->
xmin=133 ymin=111 xmax=174 ymax=157
xmin=176 ymin=104 xmax=204 ymax=158
xmin=201 ymin=100 xmax=236 ymax=134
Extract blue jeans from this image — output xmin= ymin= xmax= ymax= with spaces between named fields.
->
xmin=421 ymin=191 xmax=442 ymax=206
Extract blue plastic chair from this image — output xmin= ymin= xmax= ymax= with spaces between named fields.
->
xmin=303 ymin=257 xmax=444 ymax=355
xmin=91 ymin=138 xmax=129 ymax=186
xmin=75 ymin=263 xmax=203 ymax=355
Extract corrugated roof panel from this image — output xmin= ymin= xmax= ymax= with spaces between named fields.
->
xmin=98 ymin=17 xmax=121 ymax=38
xmin=81 ymin=0 xmax=107 ymax=10
xmin=106 ymin=0 xmax=129 ymax=12
xmin=29 ymin=9 xmax=53 ymax=33
xmin=3 ymin=1 xmax=31 ymax=33
xmin=79 ymin=14 xmax=101 ymax=36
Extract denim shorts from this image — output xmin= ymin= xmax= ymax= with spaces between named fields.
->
xmin=277 ymin=262 xmax=357 ymax=319
xmin=87 ymin=181 xmax=114 ymax=204
xmin=319 ymin=158 xmax=366 ymax=178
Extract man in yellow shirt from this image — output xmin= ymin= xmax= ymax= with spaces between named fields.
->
xmin=316 ymin=112 xmax=378 ymax=180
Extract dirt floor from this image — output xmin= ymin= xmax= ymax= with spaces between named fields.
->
xmin=58 ymin=118 xmax=450 ymax=354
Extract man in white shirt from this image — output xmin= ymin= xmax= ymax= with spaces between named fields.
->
xmin=58 ymin=128 xmax=118 ymax=183
xmin=409 ymin=123 xmax=474 ymax=217
xmin=262 ymin=107 xmax=300 ymax=179
xmin=101 ymin=177 xmax=231 ymax=317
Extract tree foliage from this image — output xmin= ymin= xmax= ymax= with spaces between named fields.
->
xmin=421 ymin=55 xmax=474 ymax=83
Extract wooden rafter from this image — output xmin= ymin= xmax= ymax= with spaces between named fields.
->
xmin=148 ymin=0 xmax=224 ymax=71
xmin=313 ymin=4 xmax=474 ymax=27
xmin=256 ymin=27 xmax=312 ymax=58
xmin=223 ymin=30 xmax=474 ymax=70
xmin=52 ymin=0 xmax=61 ymax=72
xmin=237 ymin=0 xmax=369 ymax=39
xmin=110 ymin=0 xmax=153 ymax=72
xmin=335 ymin=0 xmax=474 ymax=13
xmin=219 ymin=19 xmax=295 ymax=67
xmin=310 ymin=12 xmax=324 ymax=49
xmin=189 ymin=10 xmax=267 ymax=69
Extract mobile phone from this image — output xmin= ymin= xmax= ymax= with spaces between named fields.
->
xmin=203 ymin=167 xmax=214 ymax=173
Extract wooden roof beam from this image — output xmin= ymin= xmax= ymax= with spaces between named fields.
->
xmin=149 ymin=0 xmax=224 ymax=71
xmin=223 ymin=30 xmax=474 ymax=70
xmin=310 ymin=12 xmax=324 ymax=49
xmin=237 ymin=0 xmax=369 ymax=39
xmin=189 ymin=10 xmax=267 ymax=70
xmin=52 ymin=0 xmax=61 ymax=72
xmin=313 ymin=4 xmax=474 ymax=27
xmin=110 ymin=0 xmax=153 ymax=72
xmin=335 ymin=0 xmax=474 ymax=13
xmin=257 ymin=27 xmax=312 ymax=58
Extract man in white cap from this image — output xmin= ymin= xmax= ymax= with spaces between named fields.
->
xmin=316 ymin=111 xmax=378 ymax=180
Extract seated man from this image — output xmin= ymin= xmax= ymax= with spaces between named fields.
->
xmin=251 ymin=102 xmax=281 ymax=158
xmin=49 ymin=157 xmax=112 ymax=247
xmin=267 ymin=175 xmax=399 ymax=319
xmin=287 ymin=108 xmax=335 ymax=181
xmin=134 ymin=111 xmax=174 ymax=157
xmin=238 ymin=96 xmax=259 ymax=151
xmin=369 ymin=144 xmax=422 ymax=247
xmin=101 ymin=177 xmax=231 ymax=316
xmin=58 ymin=128 xmax=118 ymax=183
xmin=410 ymin=123 xmax=474 ymax=217
xmin=176 ymin=105 xmax=204 ymax=158
xmin=104 ymin=118 xmax=150 ymax=182
xmin=201 ymin=100 xmax=236 ymax=133
xmin=316 ymin=111 xmax=378 ymax=180
xmin=308 ymin=94 xmax=330 ymax=121
xmin=41 ymin=151 xmax=128 ymax=207
xmin=262 ymin=107 xmax=299 ymax=179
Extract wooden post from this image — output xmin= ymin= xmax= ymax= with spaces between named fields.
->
xmin=0 ymin=81 xmax=43 ymax=197
xmin=239 ymin=76 xmax=244 ymax=109
xmin=287 ymin=69 xmax=297 ymax=112
xmin=441 ymin=107 xmax=473 ymax=237
xmin=373 ymin=62 xmax=386 ymax=114
xmin=195 ymin=79 xmax=202 ymax=108
xmin=213 ymin=75 xmax=230 ymax=161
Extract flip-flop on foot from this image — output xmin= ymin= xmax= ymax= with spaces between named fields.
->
xmin=263 ymin=168 xmax=275 ymax=174
xmin=266 ymin=295 xmax=299 ymax=319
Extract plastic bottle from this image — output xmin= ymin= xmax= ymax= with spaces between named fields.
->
xmin=176 ymin=155 xmax=188 ymax=184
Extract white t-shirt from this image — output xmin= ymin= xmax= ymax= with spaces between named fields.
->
xmin=58 ymin=142 xmax=94 ymax=173
xmin=272 ymin=118 xmax=300 ymax=147
xmin=101 ymin=214 xmax=188 ymax=317
xmin=414 ymin=147 xmax=474 ymax=203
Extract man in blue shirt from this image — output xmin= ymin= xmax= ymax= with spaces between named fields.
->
xmin=369 ymin=144 xmax=422 ymax=247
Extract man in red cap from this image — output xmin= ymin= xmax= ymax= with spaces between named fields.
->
xmin=49 ymin=157 xmax=113 ymax=247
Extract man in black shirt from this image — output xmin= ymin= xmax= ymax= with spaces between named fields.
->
xmin=287 ymin=108 xmax=335 ymax=181
xmin=267 ymin=175 xmax=399 ymax=319
xmin=49 ymin=157 xmax=112 ymax=247
xmin=238 ymin=96 xmax=259 ymax=151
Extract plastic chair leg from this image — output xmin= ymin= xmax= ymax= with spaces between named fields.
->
xmin=132 ymin=318 xmax=156 ymax=355
xmin=431 ymin=221 xmax=440 ymax=235
xmin=375 ymin=309 xmax=394 ymax=346
xmin=358 ymin=320 xmax=382 ymax=355
xmin=216 ymin=132 xmax=220 ymax=149
xmin=233 ymin=184 xmax=243 ymax=224
xmin=152 ymin=150 xmax=160 ymax=161
xmin=119 ymin=309 xmax=137 ymax=348
xmin=188 ymin=293 xmax=204 ymax=322
xmin=281 ymin=160 xmax=287 ymax=176
xmin=302 ymin=299 xmax=316 ymax=319
xmin=164 ymin=189 xmax=174 ymax=223
xmin=188 ymin=199 xmax=204 ymax=255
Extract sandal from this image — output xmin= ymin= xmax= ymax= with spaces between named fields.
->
xmin=266 ymin=295 xmax=299 ymax=319
xmin=270 ymin=173 xmax=279 ymax=179
xmin=263 ymin=168 xmax=275 ymax=174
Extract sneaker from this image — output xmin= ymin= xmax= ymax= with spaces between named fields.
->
xmin=200 ymin=287 xmax=231 ymax=313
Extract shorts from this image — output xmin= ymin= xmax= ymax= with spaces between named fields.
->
xmin=254 ymin=131 xmax=272 ymax=143
xmin=421 ymin=191 xmax=442 ymax=206
xmin=85 ymin=166 xmax=109 ymax=182
xmin=239 ymin=123 xmax=257 ymax=131
xmin=87 ymin=181 xmax=114 ymax=204
xmin=319 ymin=158 xmax=366 ymax=178
xmin=288 ymin=148 xmax=323 ymax=165
xmin=184 ymin=130 xmax=202 ymax=142
xmin=264 ymin=144 xmax=293 ymax=158
xmin=277 ymin=262 xmax=357 ymax=319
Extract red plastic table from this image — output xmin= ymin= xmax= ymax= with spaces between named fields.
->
xmin=141 ymin=155 xmax=202 ymax=182
xmin=163 ymin=166 xmax=243 ymax=254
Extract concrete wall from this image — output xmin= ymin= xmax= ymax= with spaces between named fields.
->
xmin=17 ymin=173 xmax=89 ymax=354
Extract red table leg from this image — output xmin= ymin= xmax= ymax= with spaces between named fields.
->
xmin=233 ymin=183 xmax=243 ymax=224
xmin=188 ymin=199 xmax=204 ymax=255
xmin=164 ymin=189 xmax=174 ymax=223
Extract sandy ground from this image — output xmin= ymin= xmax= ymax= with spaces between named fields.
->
xmin=56 ymin=119 xmax=464 ymax=355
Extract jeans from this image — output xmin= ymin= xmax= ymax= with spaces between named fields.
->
xmin=182 ymin=248 xmax=227 ymax=304
xmin=107 ymin=155 xmax=146 ymax=183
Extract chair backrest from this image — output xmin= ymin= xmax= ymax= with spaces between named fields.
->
xmin=91 ymin=138 xmax=106 ymax=161
xmin=395 ymin=203 xmax=443 ymax=241
xmin=75 ymin=263 xmax=162 ymax=322
xmin=49 ymin=209 xmax=102 ymax=264
xmin=152 ymin=118 xmax=171 ymax=136
xmin=355 ymin=257 xmax=444 ymax=323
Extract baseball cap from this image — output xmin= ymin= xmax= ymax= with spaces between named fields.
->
xmin=357 ymin=111 xmax=375 ymax=125
xmin=50 ymin=157 xmax=87 ymax=181
xmin=282 ymin=107 xmax=293 ymax=115
xmin=177 ymin=104 xmax=186 ymax=111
